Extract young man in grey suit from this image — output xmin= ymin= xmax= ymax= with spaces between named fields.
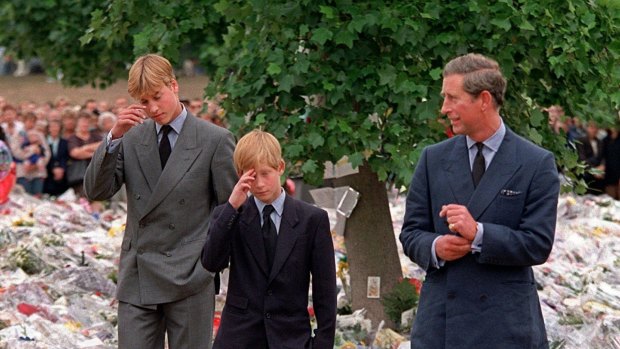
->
xmin=84 ymin=54 xmax=237 ymax=349
xmin=400 ymin=53 xmax=559 ymax=349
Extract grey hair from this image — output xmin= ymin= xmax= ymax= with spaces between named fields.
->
xmin=443 ymin=53 xmax=506 ymax=108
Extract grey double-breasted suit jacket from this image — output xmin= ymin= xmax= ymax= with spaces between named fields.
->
xmin=84 ymin=114 xmax=237 ymax=306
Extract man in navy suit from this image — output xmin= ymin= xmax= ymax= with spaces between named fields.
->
xmin=202 ymin=130 xmax=336 ymax=349
xmin=400 ymin=53 xmax=559 ymax=349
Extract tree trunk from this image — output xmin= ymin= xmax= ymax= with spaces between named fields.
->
xmin=330 ymin=164 xmax=402 ymax=330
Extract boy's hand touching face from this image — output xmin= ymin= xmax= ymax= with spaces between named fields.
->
xmin=110 ymin=105 xmax=147 ymax=139
xmin=229 ymin=169 xmax=255 ymax=209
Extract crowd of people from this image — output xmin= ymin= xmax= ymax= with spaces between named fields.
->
xmin=0 ymin=94 xmax=227 ymax=198
xmin=545 ymin=105 xmax=620 ymax=199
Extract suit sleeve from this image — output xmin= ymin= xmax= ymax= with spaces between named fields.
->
xmin=83 ymin=139 xmax=124 ymax=201
xmin=477 ymin=151 xmax=559 ymax=266
xmin=399 ymin=148 xmax=442 ymax=271
xmin=310 ymin=209 xmax=337 ymax=349
xmin=201 ymin=203 xmax=237 ymax=272
xmin=211 ymin=131 xmax=238 ymax=206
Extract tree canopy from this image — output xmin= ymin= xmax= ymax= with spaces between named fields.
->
xmin=1 ymin=0 xmax=619 ymax=191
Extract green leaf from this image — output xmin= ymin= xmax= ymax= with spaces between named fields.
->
xmin=490 ymin=18 xmax=511 ymax=31
xmin=349 ymin=152 xmax=364 ymax=169
xmin=378 ymin=66 xmax=396 ymax=86
xmin=528 ymin=128 xmax=543 ymax=145
xmin=348 ymin=17 xmax=366 ymax=33
xmin=311 ymin=27 xmax=333 ymax=45
xmin=286 ymin=144 xmax=304 ymax=157
xmin=319 ymin=5 xmax=335 ymax=19
xmin=429 ymin=68 xmax=443 ymax=81
xmin=529 ymin=109 xmax=544 ymax=127
xmin=267 ymin=63 xmax=282 ymax=75
xmin=308 ymin=132 xmax=325 ymax=148
xmin=322 ymin=81 xmax=335 ymax=91
xmin=519 ymin=20 xmax=535 ymax=31
xmin=300 ymin=24 xmax=309 ymax=36
xmin=301 ymin=159 xmax=318 ymax=173
xmin=334 ymin=30 xmax=355 ymax=48
xmin=278 ymin=74 xmax=294 ymax=92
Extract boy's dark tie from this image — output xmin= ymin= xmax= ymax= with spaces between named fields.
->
xmin=472 ymin=142 xmax=485 ymax=187
xmin=159 ymin=125 xmax=172 ymax=169
xmin=262 ymin=205 xmax=277 ymax=271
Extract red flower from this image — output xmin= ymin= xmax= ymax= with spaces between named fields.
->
xmin=17 ymin=303 xmax=39 ymax=316
xmin=408 ymin=278 xmax=422 ymax=294
xmin=307 ymin=306 xmax=315 ymax=318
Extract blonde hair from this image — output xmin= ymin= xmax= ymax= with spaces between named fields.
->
xmin=234 ymin=130 xmax=283 ymax=172
xmin=127 ymin=54 xmax=176 ymax=99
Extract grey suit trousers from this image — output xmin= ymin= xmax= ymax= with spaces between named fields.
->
xmin=118 ymin=282 xmax=214 ymax=349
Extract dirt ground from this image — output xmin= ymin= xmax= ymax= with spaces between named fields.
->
xmin=0 ymin=74 xmax=210 ymax=106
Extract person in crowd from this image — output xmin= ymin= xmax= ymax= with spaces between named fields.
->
xmin=201 ymin=99 xmax=228 ymax=128
xmin=67 ymin=111 xmax=101 ymax=197
xmin=21 ymin=111 xmax=37 ymax=133
xmin=54 ymin=95 xmax=71 ymax=111
xmin=97 ymin=111 xmax=117 ymax=137
xmin=83 ymin=98 xmax=100 ymax=116
xmin=13 ymin=129 xmax=50 ymax=196
xmin=84 ymin=53 xmax=237 ymax=349
xmin=61 ymin=107 xmax=77 ymax=139
xmin=545 ymin=105 xmax=568 ymax=135
xmin=575 ymin=121 xmax=605 ymax=194
xmin=47 ymin=109 xmax=61 ymax=122
xmin=43 ymin=119 xmax=69 ymax=197
xmin=202 ymin=129 xmax=336 ymax=349
xmin=113 ymin=96 xmax=129 ymax=114
xmin=98 ymin=100 xmax=111 ymax=113
xmin=400 ymin=53 xmax=559 ymax=349
xmin=188 ymin=97 xmax=203 ymax=116
xmin=567 ymin=116 xmax=586 ymax=144
xmin=1 ymin=104 xmax=24 ymax=146
xmin=602 ymin=123 xmax=620 ymax=199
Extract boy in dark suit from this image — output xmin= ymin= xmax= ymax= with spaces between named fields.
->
xmin=202 ymin=129 xmax=337 ymax=349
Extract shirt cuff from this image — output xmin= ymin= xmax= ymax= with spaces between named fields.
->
xmin=106 ymin=131 xmax=121 ymax=153
xmin=471 ymin=222 xmax=483 ymax=253
xmin=431 ymin=236 xmax=446 ymax=269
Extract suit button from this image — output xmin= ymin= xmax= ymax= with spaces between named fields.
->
xmin=134 ymin=194 xmax=141 ymax=200
xmin=168 ymin=223 xmax=175 ymax=230
xmin=267 ymin=290 xmax=273 ymax=296
xmin=265 ymin=313 xmax=271 ymax=319
xmin=447 ymin=292 xmax=456 ymax=300
xmin=163 ymin=251 xmax=171 ymax=257
xmin=179 ymin=199 xmax=185 ymax=205
xmin=137 ymin=249 xmax=144 ymax=255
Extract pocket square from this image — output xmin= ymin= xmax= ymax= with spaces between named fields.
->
xmin=500 ymin=189 xmax=522 ymax=196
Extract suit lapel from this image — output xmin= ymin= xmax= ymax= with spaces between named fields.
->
xmin=136 ymin=120 xmax=161 ymax=192
xmin=444 ymin=136 xmax=475 ymax=205
xmin=141 ymin=116 xmax=203 ymax=219
xmin=467 ymin=129 xmax=521 ymax=219
xmin=240 ymin=200 xmax=270 ymax=277
xmin=268 ymin=195 xmax=300 ymax=283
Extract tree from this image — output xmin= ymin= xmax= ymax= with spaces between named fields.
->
xmin=1 ymin=0 xmax=619 ymax=329
xmin=0 ymin=0 xmax=225 ymax=87
xmin=205 ymin=0 xmax=620 ymax=326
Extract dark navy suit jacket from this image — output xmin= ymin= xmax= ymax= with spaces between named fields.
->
xmin=400 ymin=127 xmax=559 ymax=349
xmin=44 ymin=137 xmax=69 ymax=196
xmin=202 ymin=194 xmax=337 ymax=349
